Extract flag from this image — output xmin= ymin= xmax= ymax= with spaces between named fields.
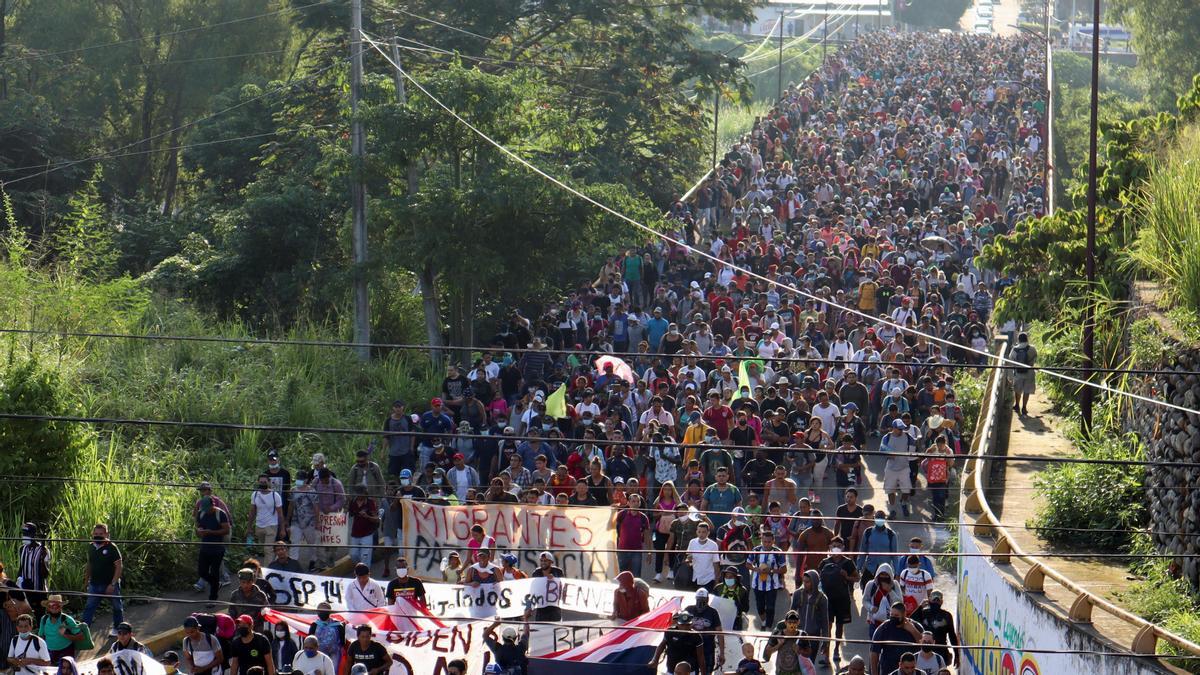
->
xmin=731 ymin=358 xmax=765 ymax=400
xmin=537 ymin=598 xmax=680 ymax=664
xmin=261 ymin=598 xmax=443 ymax=637
xmin=545 ymin=383 xmax=568 ymax=419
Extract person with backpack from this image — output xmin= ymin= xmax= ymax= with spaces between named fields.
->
xmin=1008 ymin=332 xmax=1037 ymax=416
xmin=7 ymin=613 xmax=50 ymax=675
xmin=308 ymin=603 xmax=346 ymax=672
xmin=36 ymin=595 xmax=87 ymax=664
xmin=183 ymin=616 xmax=226 ymax=675
xmin=857 ymin=513 xmax=897 ymax=590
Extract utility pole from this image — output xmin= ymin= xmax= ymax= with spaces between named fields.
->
xmin=712 ymin=87 xmax=720 ymax=172
xmin=349 ymin=0 xmax=369 ymax=360
xmin=822 ymin=8 xmax=828 ymax=61
xmin=878 ymin=0 xmax=883 ymax=30
xmin=389 ymin=38 xmax=444 ymax=368
xmin=777 ymin=10 xmax=785 ymax=101
xmin=1081 ymin=0 xmax=1100 ymax=436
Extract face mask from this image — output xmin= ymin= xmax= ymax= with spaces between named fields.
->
xmin=259 ymin=484 xmax=269 ymax=491
xmin=930 ymin=600 xmax=942 ymax=609
xmin=696 ymin=598 xmax=708 ymax=608
xmin=875 ymin=517 xmax=886 ymax=528
xmin=294 ymin=479 xmax=305 ymax=487
xmin=889 ymin=616 xmax=903 ymax=626
xmin=317 ymin=612 xmax=331 ymax=621
xmin=830 ymin=546 xmax=844 ymax=554
xmin=237 ymin=627 xmax=251 ymax=638
xmin=922 ymin=645 xmax=933 ymax=653
xmin=18 ymin=631 xmax=29 ymax=640
xmin=433 ymin=478 xmax=443 ymax=485
xmin=275 ymin=629 xmax=287 ymax=638
xmin=724 ymin=578 xmax=736 ymax=587
xmin=542 ymin=423 xmax=553 ymax=430
xmin=165 ymin=667 xmax=177 ymax=675
xmin=910 ymin=547 xmax=921 ymax=553
xmin=21 ymin=537 xmax=32 ymax=545
xmin=397 ymin=568 xmax=408 ymax=578
xmin=93 ymin=535 xmax=105 ymax=542
xmin=269 ymin=462 xmax=280 ymax=470
xmin=304 ymin=649 xmax=318 ymax=658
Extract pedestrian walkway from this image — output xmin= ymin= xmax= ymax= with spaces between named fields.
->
xmin=993 ymin=390 xmax=1143 ymax=649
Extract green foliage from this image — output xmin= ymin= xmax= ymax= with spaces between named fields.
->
xmin=0 ymin=357 xmax=88 ymax=511
xmin=46 ymin=438 xmax=191 ymax=592
xmin=53 ymin=166 xmax=118 ymax=279
xmin=977 ymin=209 xmax=1130 ymax=324
xmin=1125 ymin=125 xmax=1200 ymax=312
xmin=1110 ymin=0 xmax=1200 ymax=106
xmin=896 ymin=0 xmax=972 ymax=29
xmin=1121 ymin=534 xmax=1200 ymax=672
xmin=1029 ymin=432 xmax=1146 ymax=550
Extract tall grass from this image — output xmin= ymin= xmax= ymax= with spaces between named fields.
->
xmin=1127 ymin=124 xmax=1200 ymax=313
xmin=48 ymin=436 xmax=192 ymax=592
xmin=0 ymin=260 xmax=441 ymax=591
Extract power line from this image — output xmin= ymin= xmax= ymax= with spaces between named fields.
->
xmin=361 ymin=33 xmax=1159 ymax=419
xmin=0 ymin=412 xmax=1180 ymax=468
xmin=0 ymin=57 xmax=347 ymax=188
xmin=0 ymin=1 xmax=337 ymax=66
xmin=0 ymin=128 xmax=337 ymax=176
xmin=2 ymin=326 xmax=1188 ymax=377
xmin=373 ymin=5 xmax=494 ymax=42
xmin=0 ymin=534 xmax=1190 ymax=559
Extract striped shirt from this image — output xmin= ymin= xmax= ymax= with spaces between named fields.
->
xmin=17 ymin=542 xmax=49 ymax=591
xmin=747 ymin=547 xmax=787 ymax=592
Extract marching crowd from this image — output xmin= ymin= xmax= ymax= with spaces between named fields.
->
xmin=0 ymin=27 xmax=1044 ymax=675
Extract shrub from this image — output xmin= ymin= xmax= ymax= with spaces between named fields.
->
xmin=1030 ymin=432 xmax=1146 ymax=550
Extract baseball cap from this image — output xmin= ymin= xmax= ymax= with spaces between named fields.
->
xmin=431 ymin=397 xmax=443 ymax=406
xmin=452 ymin=453 xmax=465 ymax=461
xmin=892 ymin=419 xmax=908 ymax=430
xmin=266 ymin=449 xmax=279 ymax=460
xmin=182 ymin=617 xmax=200 ymax=629
xmin=843 ymin=402 xmax=859 ymax=412
xmin=116 ymin=622 xmax=133 ymax=633
xmin=399 ymin=469 xmax=413 ymax=479
xmin=695 ymin=588 xmax=710 ymax=599
xmin=237 ymin=568 xmax=255 ymax=581
xmin=236 ymin=614 xmax=254 ymax=626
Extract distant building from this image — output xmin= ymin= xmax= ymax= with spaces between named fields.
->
xmin=700 ymin=0 xmax=895 ymax=38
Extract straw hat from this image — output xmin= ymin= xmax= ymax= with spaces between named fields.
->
xmin=41 ymin=594 xmax=67 ymax=608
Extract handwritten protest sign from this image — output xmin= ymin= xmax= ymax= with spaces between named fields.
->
xmin=263 ymin=568 xmax=735 ymax=633
xmin=399 ymin=501 xmax=618 ymax=581
xmin=316 ymin=510 xmax=349 ymax=547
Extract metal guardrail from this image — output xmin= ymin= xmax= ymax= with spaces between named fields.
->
xmin=959 ymin=340 xmax=1200 ymax=666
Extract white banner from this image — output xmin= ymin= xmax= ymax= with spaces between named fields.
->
xmin=400 ymin=501 xmax=618 ymax=581
xmin=264 ymin=568 xmax=735 ymax=633
xmin=383 ymin=622 xmax=491 ymax=675
xmin=317 ymin=511 xmax=349 ymax=547
xmin=78 ymin=650 xmax=165 ymax=675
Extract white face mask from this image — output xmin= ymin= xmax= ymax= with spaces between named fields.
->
xmin=400 ymin=479 xmax=411 ymax=486
xmin=21 ymin=537 xmax=32 ymax=545
xmin=396 ymin=568 xmax=408 ymax=578
xmin=831 ymin=547 xmax=844 ymax=554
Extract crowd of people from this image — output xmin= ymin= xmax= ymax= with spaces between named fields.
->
xmin=0 ymin=27 xmax=1044 ymax=675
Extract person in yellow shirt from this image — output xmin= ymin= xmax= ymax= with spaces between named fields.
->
xmin=681 ymin=412 xmax=714 ymax=467
xmin=858 ymin=276 xmax=880 ymax=314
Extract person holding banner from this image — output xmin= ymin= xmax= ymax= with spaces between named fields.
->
xmin=343 ymin=565 xmax=384 ymax=612
xmin=530 ymin=552 xmax=564 ymax=622
xmin=384 ymin=558 xmax=426 ymax=608
xmin=483 ymin=610 xmax=531 ymax=675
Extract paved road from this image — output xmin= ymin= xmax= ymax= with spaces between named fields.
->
xmin=647 ymin=435 xmax=959 ymax=674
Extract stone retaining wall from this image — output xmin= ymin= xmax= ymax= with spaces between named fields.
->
xmin=1125 ymin=284 xmax=1200 ymax=589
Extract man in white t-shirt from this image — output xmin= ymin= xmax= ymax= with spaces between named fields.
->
xmin=686 ymin=522 xmax=721 ymax=590
xmin=7 ymin=614 xmax=50 ymax=675
xmin=291 ymin=635 xmax=336 ymax=675
xmin=249 ymin=473 xmax=284 ymax=559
